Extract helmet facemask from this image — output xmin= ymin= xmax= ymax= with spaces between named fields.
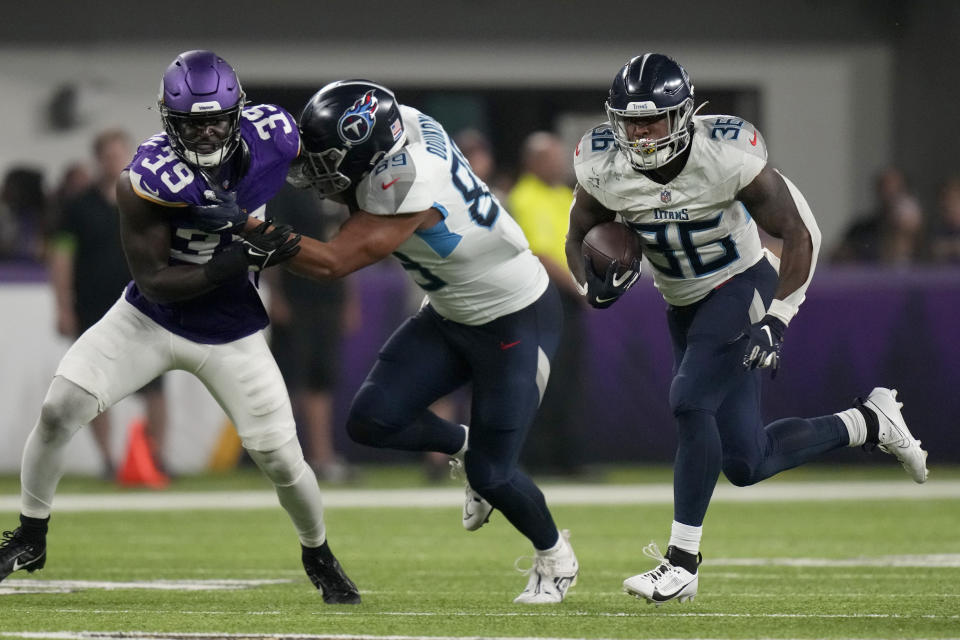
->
xmin=606 ymin=96 xmax=694 ymax=170
xmin=295 ymin=146 xmax=353 ymax=197
xmin=160 ymin=101 xmax=245 ymax=169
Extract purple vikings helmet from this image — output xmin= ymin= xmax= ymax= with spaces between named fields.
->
xmin=293 ymin=80 xmax=406 ymax=197
xmin=158 ymin=50 xmax=246 ymax=168
xmin=606 ymin=53 xmax=695 ymax=170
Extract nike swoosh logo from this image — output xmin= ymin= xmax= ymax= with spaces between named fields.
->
xmin=611 ymin=270 xmax=635 ymax=287
xmin=651 ymin=584 xmax=688 ymax=601
xmin=131 ymin=170 xmax=162 ymax=198
xmin=761 ymin=325 xmax=773 ymax=345
xmin=499 ymin=340 xmax=521 ymax=350
xmin=12 ymin=554 xmax=41 ymax=572
xmin=381 ymin=178 xmax=400 ymax=190
xmin=595 ymin=295 xmax=618 ymax=304
xmin=750 ymin=130 xmax=758 ymax=146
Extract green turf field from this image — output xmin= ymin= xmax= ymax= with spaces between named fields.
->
xmin=0 ymin=465 xmax=958 ymax=640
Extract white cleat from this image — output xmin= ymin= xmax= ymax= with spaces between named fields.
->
xmin=862 ymin=387 xmax=929 ymax=483
xmin=463 ymin=484 xmax=493 ymax=531
xmin=513 ymin=529 xmax=579 ymax=604
xmin=449 ymin=456 xmax=494 ymax=531
xmin=623 ymin=542 xmax=699 ymax=606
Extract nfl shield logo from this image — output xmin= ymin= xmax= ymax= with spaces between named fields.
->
xmin=660 ymin=189 xmax=672 ymax=204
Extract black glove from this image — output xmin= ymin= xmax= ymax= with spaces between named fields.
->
xmin=240 ymin=220 xmax=302 ymax=271
xmin=741 ymin=314 xmax=787 ymax=376
xmin=204 ymin=220 xmax=301 ymax=284
xmin=583 ymin=254 xmax=641 ymax=309
xmin=190 ymin=187 xmax=248 ymax=233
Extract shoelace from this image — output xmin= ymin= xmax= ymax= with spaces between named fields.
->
xmin=515 ymin=531 xmax=573 ymax=576
xmin=1 ymin=530 xmax=20 ymax=548
xmin=641 ymin=542 xmax=672 ymax=580
xmin=448 ymin=457 xmax=464 ymax=481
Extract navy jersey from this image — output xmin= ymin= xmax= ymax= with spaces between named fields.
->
xmin=124 ymin=104 xmax=300 ymax=343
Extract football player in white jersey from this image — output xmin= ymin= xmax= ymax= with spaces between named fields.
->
xmin=284 ymin=80 xmax=578 ymax=603
xmin=566 ymin=53 xmax=929 ymax=605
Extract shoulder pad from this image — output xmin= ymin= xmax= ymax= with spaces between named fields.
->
xmin=127 ymin=135 xmax=198 ymax=207
xmin=358 ymin=149 xmax=432 ymax=214
xmin=240 ymin=104 xmax=300 ymax=162
xmin=574 ymin=123 xmax=618 ymax=197
xmin=696 ymin=115 xmax=767 ymax=162
xmin=574 ymin=123 xmax=618 ymax=165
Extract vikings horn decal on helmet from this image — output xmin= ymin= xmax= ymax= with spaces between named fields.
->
xmin=605 ymin=53 xmax=695 ymax=170
xmin=158 ymin=50 xmax=246 ymax=169
xmin=296 ymin=80 xmax=406 ymax=197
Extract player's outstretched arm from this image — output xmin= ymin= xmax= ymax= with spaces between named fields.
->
xmin=565 ymin=185 xmax=617 ymax=287
xmin=117 ymin=170 xmax=229 ymax=304
xmin=286 ymin=208 xmax=436 ymax=281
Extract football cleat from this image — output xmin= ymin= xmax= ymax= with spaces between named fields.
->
xmin=861 ymin=387 xmax=928 ymax=483
xmin=449 ymin=456 xmax=493 ymax=531
xmin=462 ymin=484 xmax=494 ymax=531
xmin=513 ymin=529 xmax=579 ymax=604
xmin=301 ymin=544 xmax=361 ymax=604
xmin=623 ymin=542 xmax=699 ymax=605
xmin=0 ymin=528 xmax=46 ymax=582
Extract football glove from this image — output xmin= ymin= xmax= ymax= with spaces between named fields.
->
xmin=582 ymin=254 xmax=641 ymax=309
xmin=204 ymin=220 xmax=301 ymax=284
xmin=239 ymin=220 xmax=302 ymax=272
xmin=741 ymin=314 xmax=787 ymax=376
xmin=190 ymin=187 xmax=248 ymax=233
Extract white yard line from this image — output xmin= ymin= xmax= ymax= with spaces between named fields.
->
xmin=0 ymin=480 xmax=956 ymax=513
xmin=1 ymin=631 xmax=959 ymax=640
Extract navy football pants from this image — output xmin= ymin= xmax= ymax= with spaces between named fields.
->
xmin=667 ymin=258 xmax=849 ymax=526
xmin=347 ymin=284 xmax=563 ymax=549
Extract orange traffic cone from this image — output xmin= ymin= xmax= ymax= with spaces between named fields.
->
xmin=117 ymin=418 xmax=169 ymax=489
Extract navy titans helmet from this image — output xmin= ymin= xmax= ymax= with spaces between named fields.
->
xmin=293 ymin=80 xmax=406 ymax=197
xmin=606 ymin=53 xmax=695 ymax=170
xmin=158 ymin=50 xmax=246 ymax=169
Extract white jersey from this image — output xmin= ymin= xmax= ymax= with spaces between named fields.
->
xmin=356 ymin=105 xmax=548 ymax=325
xmin=575 ymin=115 xmax=769 ymax=307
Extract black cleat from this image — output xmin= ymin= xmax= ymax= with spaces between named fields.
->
xmin=0 ymin=528 xmax=47 ymax=582
xmin=302 ymin=543 xmax=361 ymax=604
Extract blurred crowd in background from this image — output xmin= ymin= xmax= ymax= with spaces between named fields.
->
xmin=5 ymin=131 xmax=960 ymax=270
xmin=2 ymin=123 xmax=959 ymax=485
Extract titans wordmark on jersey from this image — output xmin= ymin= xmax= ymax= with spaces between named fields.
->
xmin=355 ymin=105 xmax=549 ymax=326
xmin=575 ymin=115 xmax=769 ymax=307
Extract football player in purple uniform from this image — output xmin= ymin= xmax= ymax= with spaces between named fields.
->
xmin=0 ymin=50 xmax=360 ymax=605
xmin=567 ymin=53 xmax=929 ymax=605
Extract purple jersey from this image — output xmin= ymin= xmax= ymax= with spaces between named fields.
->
xmin=124 ymin=103 xmax=300 ymax=344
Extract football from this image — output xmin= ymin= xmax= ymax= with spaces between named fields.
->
xmin=582 ymin=221 xmax=642 ymax=277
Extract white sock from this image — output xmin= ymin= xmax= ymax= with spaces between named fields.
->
xmin=668 ymin=520 xmax=702 ymax=555
xmin=452 ymin=424 xmax=469 ymax=458
xmin=836 ymin=408 xmax=867 ymax=447
xmin=537 ymin=531 xmax=564 ymax=555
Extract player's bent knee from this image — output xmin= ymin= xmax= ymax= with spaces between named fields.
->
xmin=40 ymin=376 xmax=100 ymax=431
xmin=345 ymin=411 xmax=391 ymax=447
xmin=464 ymin=450 xmax=514 ymax=496
xmin=722 ymin=458 xmax=761 ymax=487
xmin=346 ymin=385 xmax=405 ymax=446
xmin=247 ymin=438 xmax=308 ymax=487
xmin=669 ymin=375 xmax=704 ymax=416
